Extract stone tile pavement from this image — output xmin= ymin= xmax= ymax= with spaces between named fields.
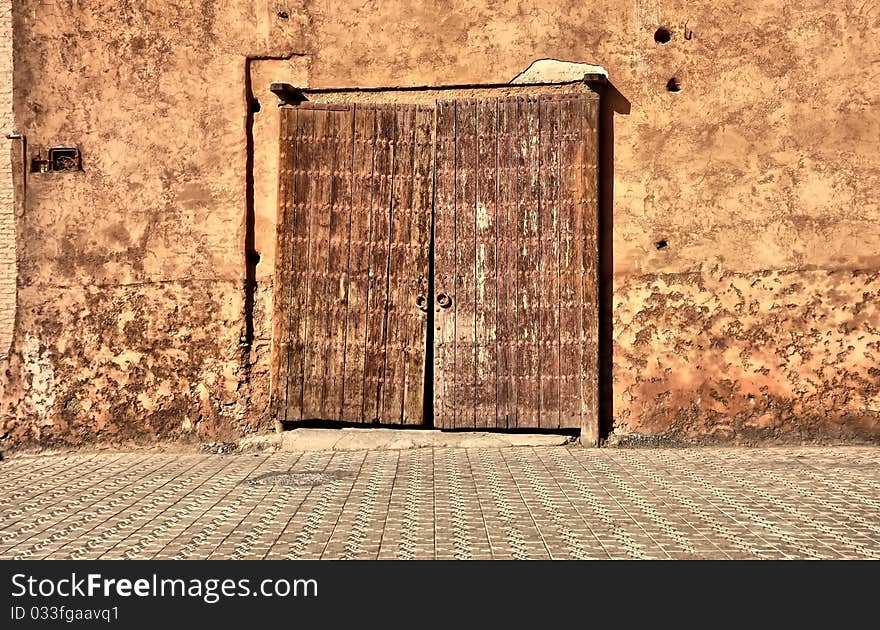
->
xmin=0 ymin=446 xmax=878 ymax=559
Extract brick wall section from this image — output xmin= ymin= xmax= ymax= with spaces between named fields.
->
xmin=0 ymin=0 xmax=13 ymax=358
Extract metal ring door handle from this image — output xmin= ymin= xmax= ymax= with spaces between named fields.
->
xmin=436 ymin=293 xmax=453 ymax=309
xmin=415 ymin=295 xmax=429 ymax=312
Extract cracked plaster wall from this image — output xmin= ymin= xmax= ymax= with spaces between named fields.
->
xmin=1 ymin=0 xmax=878 ymax=446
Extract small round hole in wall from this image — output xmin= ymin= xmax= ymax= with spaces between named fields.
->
xmin=277 ymin=10 xmax=289 ymax=19
xmin=666 ymin=77 xmax=682 ymax=93
xmin=654 ymin=27 xmax=672 ymax=44
xmin=248 ymin=251 xmax=262 ymax=265
xmin=655 ymin=239 xmax=668 ymax=250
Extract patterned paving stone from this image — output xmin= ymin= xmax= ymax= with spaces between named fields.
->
xmin=0 ymin=446 xmax=877 ymax=559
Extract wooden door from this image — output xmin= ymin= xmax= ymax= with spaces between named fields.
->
xmin=432 ymin=93 xmax=599 ymax=429
xmin=273 ymin=103 xmax=434 ymax=424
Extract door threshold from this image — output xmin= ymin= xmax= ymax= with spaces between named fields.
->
xmin=239 ymin=427 xmax=575 ymax=453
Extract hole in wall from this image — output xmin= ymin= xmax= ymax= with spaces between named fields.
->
xmin=50 ymin=148 xmax=81 ymax=171
xmin=277 ymin=11 xmax=289 ymax=19
xmin=250 ymin=99 xmax=261 ymax=114
xmin=654 ymin=27 xmax=672 ymax=44
xmin=666 ymin=77 xmax=681 ymax=93
xmin=248 ymin=251 xmax=261 ymax=265
xmin=655 ymin=239 xmax=668 ymax=250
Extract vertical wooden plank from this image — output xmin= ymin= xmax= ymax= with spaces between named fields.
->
xmin=321 ymin=109 xmax=354 ymax=419
xmin=342 ymin=106 xmax=377 ymax=422
xmin=514 ymin=97 xmax=541 ymax=428
xmin=433 ymin=100 xmax=457 ymax=429
xmin=380 ymin=106 xmax=414 ymax=423
xmin=271 ymin=108 xmax=295 ymax=422
xmin=495 ymin=98 xmax=516 ymax=430
xmin=538 ymin=97 xmax=561 ymax=429
xmin=286 ymin=108 xmax=315 ymax=421
xmin=363 ymin=107 xmax=395 ymax=422
xmin=557 ymin=97 xmax=584 ymax=429
xmin=302 ymin=110 xmax=336 ymax=419
xmin=474 ymin=99 xmax=498 ymax=429
xmin=454 ymin=99 xmax=478 ymax=429
xmin=401 ymin=105 xmax=434 ymax=424
xmin=301 ymin=110 xmax=333 ymax=418
xmin=579 ymin=97 xmax=601 ymax=438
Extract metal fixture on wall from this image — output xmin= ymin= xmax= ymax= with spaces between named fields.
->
xmin=30 ymin=147 xmax=81 ymax=173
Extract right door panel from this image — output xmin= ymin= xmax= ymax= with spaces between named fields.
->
xmin=433 ymin=93 xmax=599 ymax=429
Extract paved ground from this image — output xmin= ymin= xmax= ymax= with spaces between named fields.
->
xmin=1 ymin=445 xmax=878 ymax=560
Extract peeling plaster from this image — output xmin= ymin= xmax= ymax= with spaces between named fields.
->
xmin=21 ymin=334 xmax=55 ymax=427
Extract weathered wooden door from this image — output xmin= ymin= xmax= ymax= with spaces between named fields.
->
xmin=432 ymin=94 xmax=599 ymax=429
xmin=273 ymin=103 xmax=434 ymax=424
xmin=274 ymin=90 xmax=599 ymax=430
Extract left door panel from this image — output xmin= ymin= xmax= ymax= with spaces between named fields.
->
xmin=273 ymin=104 xmax=434 ymax=424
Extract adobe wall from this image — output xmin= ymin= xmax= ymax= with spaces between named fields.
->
xmin=1 ymin=1 xmax=878 ymax=446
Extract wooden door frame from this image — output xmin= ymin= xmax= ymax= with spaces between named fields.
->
xmin=268 ymin=78 xmax=611 ymax=445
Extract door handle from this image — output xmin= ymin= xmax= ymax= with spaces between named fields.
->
xmin=415 ymin=295 xmax=429 ymax=312
xmin=436 ymin=293 xmax=453 ymax=309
